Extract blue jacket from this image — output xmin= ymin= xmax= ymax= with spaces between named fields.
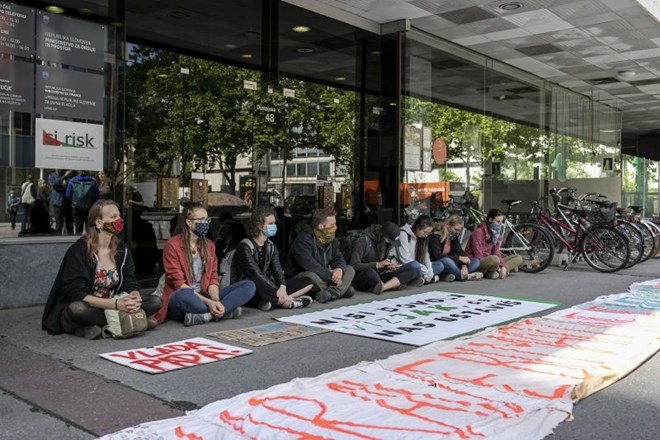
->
xmin=65 ymin=175 xmax=99 ymax=207
xmin=48 ymin=172 xmax=67 ymax=207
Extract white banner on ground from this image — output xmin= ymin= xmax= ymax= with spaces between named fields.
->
xmin=35 ymin=117 xmax=104 ymax=170
xmin=278 ymin=291 xmax=558 ymax=346
xmin=99 ymin=337 xmax=252 ymax=374
xmin=99 ymin=281 xmax=660 ymax=440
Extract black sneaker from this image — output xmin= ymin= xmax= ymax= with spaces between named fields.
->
xmin=370 ymin=282 xmax=383 ymax=295
xmin=74 ymin=325 xmax=103 ymax=340
xmin=290 ymin=296 xmax=313 ymax=309
xmin=315 ymin=290 xmax=332 ymax=303
xmin=407 ymin=277 xmax=425 ymax=287
xmin=342 ymin=286 xmax=356 ymax=299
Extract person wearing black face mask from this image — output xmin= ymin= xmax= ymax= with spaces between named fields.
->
xmin=42 ymin=200 xmax=162 ymax=339
xmin=156 ymin=202 xmax=255 ymax=326
xmin=465 ymin=209 xmax=523 ymax=279
xmin=429 ymin=215 xmax=482 ymax=281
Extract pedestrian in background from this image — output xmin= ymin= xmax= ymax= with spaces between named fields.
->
xmin=6 ymin=190 xmax=20 ymax=230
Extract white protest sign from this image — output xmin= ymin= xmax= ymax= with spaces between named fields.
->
xmin=99 ymin=337 xmax=252 ymax=374
xmin=278 ymin=291 xmax=558 ymax=346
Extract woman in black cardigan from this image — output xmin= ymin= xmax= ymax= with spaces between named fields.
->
xmin=428 ymin=215 xmax=482 ymax=281
xmin=42 ymin=199 xmax=161 ymax=339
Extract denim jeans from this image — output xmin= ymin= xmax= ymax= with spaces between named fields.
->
xmin=431 ymin=260 xmax=445 ymax=276
xmin=440 ymin=257 xmax=480 ymax=280
xmin=167 ymin=280 xmax=256 ymax=321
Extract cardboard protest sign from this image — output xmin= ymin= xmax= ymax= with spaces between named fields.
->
xmin=99 ymin=337 xmax=251 ymax=374
xmin=278 ymin=291 xmax=559 ymax=345
xmin=207 ymin=322 xmax=329 ymax=347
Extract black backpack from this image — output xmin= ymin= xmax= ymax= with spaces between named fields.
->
xmin=338 ymin=228 xmax=375 ymax=262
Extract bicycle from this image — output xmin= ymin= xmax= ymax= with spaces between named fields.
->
xmin=530 ymin=189 xmax=630 ymax=273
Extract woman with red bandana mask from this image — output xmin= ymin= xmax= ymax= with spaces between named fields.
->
xmin=42 ymin=199 xmax=162 ymax=339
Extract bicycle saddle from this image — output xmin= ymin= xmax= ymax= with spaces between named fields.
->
xmin=628 ymin=205 xmax=643 ymax=213
xmin=501 ymin=199 xmax=522 ymax=206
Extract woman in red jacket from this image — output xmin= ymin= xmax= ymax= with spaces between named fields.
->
xmin=155 ymin=202 xmax=255 ymax=326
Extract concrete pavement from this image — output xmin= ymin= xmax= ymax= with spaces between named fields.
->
xmin=0 ymin=258 xmax=658 ymax=439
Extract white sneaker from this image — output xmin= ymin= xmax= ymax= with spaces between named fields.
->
xmin=183 ymin=312 xmax=212 ymax=326
xmin=440 ymin=273 xmax=456 ymax=282
xmin=467 ymin=272 xmax=483 ymax=280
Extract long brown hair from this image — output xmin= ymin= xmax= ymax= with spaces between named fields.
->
xmin=249 ymin=207 xmax=276 ymax=239
xmin=411 ymin=215 xmax=434 ymax=263
xmin=373 ymin=226 xmax=392 ymax=261
xmin=84 ymin=199 xmax=121 ymax=263
xmin=175 ymin=201 xmax=209 ymax=282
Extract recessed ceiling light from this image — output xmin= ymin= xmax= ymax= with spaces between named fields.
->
xmin=79 ymin=7 xmax=94 ymax=15
xmin=370 ymin=50 xmax=382 ymax=56
xmin=297 ymin=47 xmax=314 ymax=53
xmin=335 ymin=76 xmax=346 ymax=81
xmin=243 ymin=31 xmax=260 ymax=38
xmin=617 ymin=70 xmax=636 ymax=80
xmin=157 ymin=73 xmax=169 ymax=78
xmin=110 ymin=21 xmax=124 ymax=27
xmin=225 ymin=43 xmax=237 ymax=49
xmin=388 ymin=102 xmax=397 ymax=106
xmin=45 ymin=5 xmax=65 ymax=14
xmin=241 ymin=53 xmax=253 ymax=59
xmin=292 ymin=25 xmax=311 ymax=33
xmin=498 ymin=2 xmax=522 ymax=11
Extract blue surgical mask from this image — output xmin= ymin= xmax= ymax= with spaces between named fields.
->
xmin=193 ymin=222 xmax=210 ymax=237
xmin=265 ymin=224 xmax=277 ymax=237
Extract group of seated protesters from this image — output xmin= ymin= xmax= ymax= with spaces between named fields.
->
xmin=41 ymin=200 xmax=522 ymax=339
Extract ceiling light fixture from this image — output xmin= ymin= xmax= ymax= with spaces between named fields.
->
xmin=79 ymin=7 xmax=94 ymax=15
xmin=243 ymin=31 xmax=260 ymax=38
xmin=370 ymin=50 xmax=382 ymax=56
xmin=224 ymin=43 xmax=237 ymax=49
xmin=498 ymin=2 xmax=522 ymax=11
xmin=617 ymin=70 xmax=636 ymax=80
xmin=241 ymin=53 xmax=253 ymax=59
xmin=45 ymin=5 xmax=65 ymax=14
xmin=335 ymin=76 xmax=346 ymax=81
xmin=297 ymin=47 xmax=314 ymax=53
xmin=292 ymin=25 xmax=311 ymax=33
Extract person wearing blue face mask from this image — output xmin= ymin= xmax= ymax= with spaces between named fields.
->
xmin=156 ymin=202 xmax=256 ymax=326
xmin=236 ymin=207 xmax=314 ymax=311
xmin=465 ymin=209 xmax=522 ymax=279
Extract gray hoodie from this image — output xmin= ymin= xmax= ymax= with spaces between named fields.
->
xmin=395 ymin=224 xmax=433 ymax=282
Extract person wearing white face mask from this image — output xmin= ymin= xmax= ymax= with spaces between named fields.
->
xmin=236 ymin=208 xmax=314 ymax=311
xmin=156 ymin=202 xmax=256 ymax=326
xmin=465 ymin=209 xmax=523 ymax=279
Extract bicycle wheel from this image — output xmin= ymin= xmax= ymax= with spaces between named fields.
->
xmin=503 ymin=223 xmax=554 ymax=273
xmin=580 ymin=225 xmax=630 ymax=273
xmin=616 ymin=221 xmax=643 ymax=268
xmin=634 ymin=220 xmax=656 ymax=263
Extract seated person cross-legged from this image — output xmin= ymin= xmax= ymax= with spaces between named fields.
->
xmin=396 ymin=215 xmax=437 ymax=285
xmin=41 ymin=200 xmax=162 ymax=339
xmin=236 ymin=208 xmax=314 ymax=311
xmin=429 ymin=215 xmax=482 ymax=281
xmin=465 ymin=208 xmax=523 ymax=280
xmin=155 ymin=202 xmax=256 ymax=326
xmin=285 ymin=207 xmax=356 ymax=304
xmin=350 ymin=222 xmax=423 ymax=294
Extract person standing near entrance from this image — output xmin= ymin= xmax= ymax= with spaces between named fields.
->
xmin=48 ymin=169 xmax=74 ymax=234
xmin=19 ymin=174 xmax=37 ymax=232
xmin=6 ymin=190 xmax=20 ymax=230
xmin=66 ymin=171 xmax=99 ymax=234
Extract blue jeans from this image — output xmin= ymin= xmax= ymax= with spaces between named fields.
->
xmin=431 ymin=260 xmax=445 ymax=276
xmin=440 ymin=257 xmax=480 ymax=280
xmin=167 ymin=280 xmax=256 ymax=321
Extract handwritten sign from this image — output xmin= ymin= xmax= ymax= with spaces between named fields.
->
xmin=278 ymin=291 xmax=559 ymax=346
xmin=99 ymin=337 xmax=252 ymax=374
xmin=207 ymin=323 xmax=329 ymax=347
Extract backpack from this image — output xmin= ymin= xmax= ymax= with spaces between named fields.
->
xmin=21 ymin=182 xmax=36 ymax=204
xmin=71 ymin=180 xmax=94 ymax=210
xmin=338 ymin=229 xmax=373 ymax=263
xmin=219 ymin=238 xmax=254 ymax=289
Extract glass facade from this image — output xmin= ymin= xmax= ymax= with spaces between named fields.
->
xmin=2 ymin=0 xmax=648 ymax=269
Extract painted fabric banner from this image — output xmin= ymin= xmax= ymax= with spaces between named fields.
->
xmin=99 ymin=337 xmax=252 ymax=374
xmin=278 ymin=291 xmax=558 ymax=345
xmin=100 ymin=283 xmax=660 ymax=439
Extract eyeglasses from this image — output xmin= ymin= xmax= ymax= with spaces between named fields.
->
xmin=191 ymin=217 xmax=211 ymax=224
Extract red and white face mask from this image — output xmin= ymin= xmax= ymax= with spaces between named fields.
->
xmin=101 ymin=217 xmax=124 ymax=235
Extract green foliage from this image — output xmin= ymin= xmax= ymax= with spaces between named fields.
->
xmin=124 ymin=46 xmax=357 ymax=192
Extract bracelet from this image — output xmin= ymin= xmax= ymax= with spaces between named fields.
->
xmin=115 ymin=298 xmax=118 ymax=310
